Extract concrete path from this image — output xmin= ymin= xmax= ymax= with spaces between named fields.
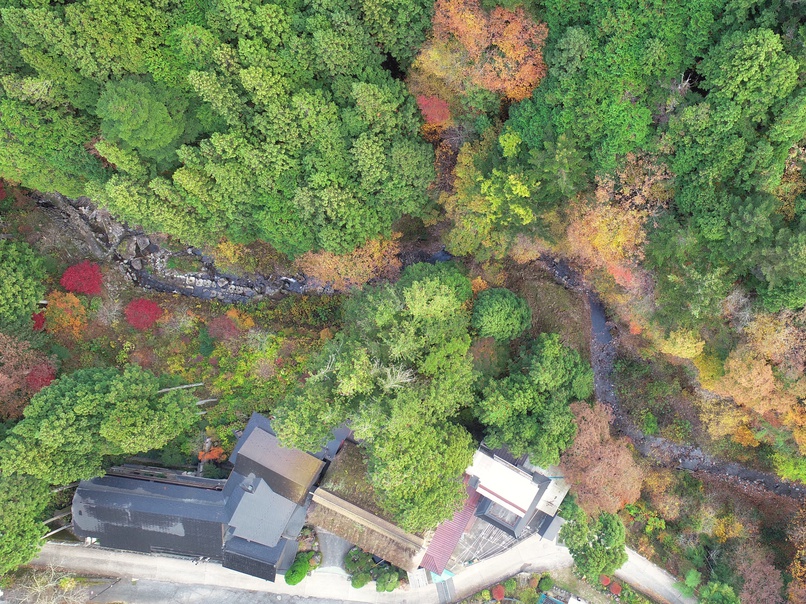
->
xmin=616 ymin=548 xmax=696 ymax=604
xmin=33 ymin=537 xmax=690 ymax=604
xmin=316 ymin=529 xmax=353 ymax=576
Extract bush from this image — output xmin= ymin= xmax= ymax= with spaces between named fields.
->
xmin=504 ymin=578 xmax=518 ymax=594
xmin=124 ymin=298 xmax=163 ymax=330
xmin=492 ymin=584 xmax=506 ymax=601
xmin=472 ymin=288 xmax=532 ymax=341
xmin=45 ymin=291 xmax=87 ymax=339
xmin=207 ymin=315 xmax=240 ymax=340
xmin=60 ymin=261 xmax=103 ymax=296
xmin=538 ymin=575 xmax=554 ymax=591
xmin=480 ymin=589 xmax=492 ymax=601
xmin=284 ymin=552 xmax=313 ymax=585
xmin=375 ymin=566 xmax=399 ymax=592
xmin=25 ymin=363 xmax=56 ymax=393
xmin=397 ymin=261 xmax=473 ymax=302
xmin=351 ymin=572 xmax=371 ymax=589
xmin=520 ymin=589 xmax=540 ymax=604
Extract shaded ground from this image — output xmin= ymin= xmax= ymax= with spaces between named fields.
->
xmin=506 ymin=261 xmax=591 ymax=359
xmin=317 ymin=529 xmax=353 ymax=572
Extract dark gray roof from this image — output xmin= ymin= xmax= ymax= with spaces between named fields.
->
xmin=72 ymin=475 xmax=227 ymax=558
xmin=537 ymin=513 xmax=565 ymax=542
xmin=228 ymin=477 xmax=297 ymax=547
xmin=231 ymin=414 xmax=324 ymax=505
xmin=73 ymin=414 xmax=321 ymax=582
xmin=222 ymin=535 xmax=299 ymax=581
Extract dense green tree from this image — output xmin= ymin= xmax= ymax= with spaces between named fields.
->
xmin=0 ymin=99 xmax=106 ymax=197
xmin=0 ymin=0 xmax=433 ymax=256
xmin=560 ymin=511 xmax=628 ymax=579
xmin=698 ymin=582 xmax=741 ymax=604
xmin=0 ymin=475 xmax=51 ymax=576
xmin=96 ymin=78 xmax=193 ymax=167
xmin=366 ymin=418 xmax=473 ymax=532
xmin=274 ymin=263 xmax=475 ymax=532
xmin=0 ymin=240 xmax=46 ymax=324
xmin=472 ymin=288 xmax=532 ymax=341
xmin=475 ymin=333 xmax=593 ymax=465
xmin=357 ymin=0 xmax=433 ymax=68
xmin=0 ymin=365 xmax=198 ymax=485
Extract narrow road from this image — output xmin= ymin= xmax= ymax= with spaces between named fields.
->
xmin=34 ymin=537 xmax=690 ymax=604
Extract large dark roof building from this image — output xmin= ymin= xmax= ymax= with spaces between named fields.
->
xmin=72 ymin=413 xmax=325 ymax=582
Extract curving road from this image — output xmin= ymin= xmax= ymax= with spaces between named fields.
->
xmin=33 ymin=537 xmax=692 ymax=604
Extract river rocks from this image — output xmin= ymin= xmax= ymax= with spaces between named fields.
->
xmin=34 ymin=191 xmax=341 ymax=303
xmin=117 ymin=237 xmax=137 ymax=260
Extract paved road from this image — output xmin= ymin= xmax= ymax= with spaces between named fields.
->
xmin=33 ymin=537 xmax=691 ymax=604
xmin=617 ymin=549 xmax=696 ymax=604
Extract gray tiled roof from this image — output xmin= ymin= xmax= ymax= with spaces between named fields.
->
xmin=231 ymin=414 xmax=324 ymax=505
xmin=72 ymin=475 xmax=228 ymax=558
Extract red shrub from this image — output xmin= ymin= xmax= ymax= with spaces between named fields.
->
xmin=207 ymin=315 xmax=240 ymax=340
xmin=609 ymin=583 xmax=622 ymax=596
xmin=125 ymin=298 xmax=163 ymax=330
xmin=416 ymin=95 xmax=451 ymax=124
xmin=60 ymin=260 xmax=103 ymax=295
xmin=0 ymin=180 xmax=6 ymax=201
xmin=31 ymin=312 xmax=45 ymax=331
xmin=25 ymin=363 xmax=56 ymax=392
xmin=600 ymin=575 xmax=611 ymax=586
xmin=492 ymin=584 xmax=505 ymax=601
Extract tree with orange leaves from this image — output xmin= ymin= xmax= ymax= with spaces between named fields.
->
xmin=44 ymin=291 xmax=87 ymax=341
xmin=295 ymin=234 xmax=402 ymax=292
xmin=421 ymin=0 xmax=548 ymax=101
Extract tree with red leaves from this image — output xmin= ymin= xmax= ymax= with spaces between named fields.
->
xmin=124 ymin=298 xmax=163 ymax=330
xmin=25 ymin=363 xmax=56 ymax=393
xmin=609 ymin=583 xmax=622 ymax=595
xmin=31 ymin=312 xmax=45 ymax=331
xmin=207 ymin=315 xmax=241 ymax=340
xmin=600 ymin=575 xmax=611 ymax=586
xmin=0 ymin=333 xmax=54 ymax=419
xmin=417 ymin=95 xmax=451 ymax=124
xmin=492 ymin=584 xmax=505 ymax=601
xmin=198 ymin=446 xmax=226 ymax=462
xmin=60 ymin=260 xmax=103 ymax=296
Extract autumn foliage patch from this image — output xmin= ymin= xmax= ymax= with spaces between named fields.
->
xmin=295 ymin=234 xmax=402 ymax=291
xmin=31 ymin=312 xmax=45 ymax=331
xmin=25 ymin=363 xmax=56 ymax=392
xmin=207 ymin=315 xmax=240 ymax=340
xmin=45 ymin=291 xmax=87 ymax=340
xmin=416 ymin=95 xmax=451 ymax=124
xmin=491 ymin=584 xmax=505 ymax=601
xmin=428 ymin=0 xmax=548 ymax=100
xmin=60 ymin=260 xmax=103 ymax=295
xmin=125 ymin=298 xmax=163 ymax=330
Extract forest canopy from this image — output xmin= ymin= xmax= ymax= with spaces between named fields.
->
xmin=0 ymin=0 xmax=435 ymax=256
